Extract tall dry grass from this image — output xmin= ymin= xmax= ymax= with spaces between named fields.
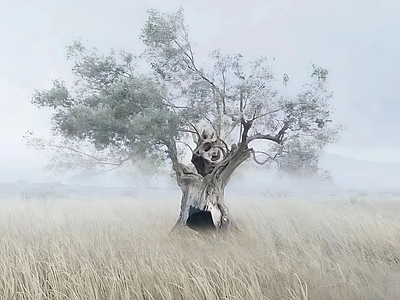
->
xmin=1 ymin=193 xmax=400 ymax=299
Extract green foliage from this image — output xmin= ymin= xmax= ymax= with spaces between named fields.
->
xmin=28 ymin=8 xmax=341 ymax=177
xmin=274 ymin=139 xmax=332 ymax=181
xmin=140 ymin=9 xmax=280 ymax=140
xmin=31 ymin=41 xmax=182 ymax=172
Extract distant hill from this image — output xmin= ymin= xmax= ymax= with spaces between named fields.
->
xmin=319 ymin=152 xmax=400 ymax=190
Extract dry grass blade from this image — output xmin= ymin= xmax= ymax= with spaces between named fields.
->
xmin=0 ymin=193 xmax=400 ymax=299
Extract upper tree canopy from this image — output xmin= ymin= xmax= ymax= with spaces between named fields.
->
xmin=28 ymin=8 xmax=340 ymax=184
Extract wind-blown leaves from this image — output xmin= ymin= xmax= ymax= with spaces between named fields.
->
xmin=28 ymin=8 xmax=341 ymax=178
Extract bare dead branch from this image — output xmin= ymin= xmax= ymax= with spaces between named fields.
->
xmin=172 ymin=39 xmax=194 ymax=67
xmin=221 ymin=65 xmax=227 ymax=114
xmin=178 ymin=129 xmax=197 ymax=135
xmin=101 ymin=160 xmax=130 ymax=172
xmin=251 ymin=108 xmax=280 ymax=121
xmin=187 ymin=121 xmax=201 ymax=137
xmin=162 ymin=100 xmax=188 ymax=110
xmin=223 ymin=122 xmax=239 ymax=141
xmin=251 ymin=149 xmax=274 ymax=165
xmin=239 ymin=90 xmax=244 ymax=113
xmin=42 ymin=143 xmax=131 ymax=166
xmin=246 ymin=133 xmax=280 ymax=144
xmin=171 ymin=38 xmax=227 ymax=105
xmin=219 ymin=138 xmax=230 ymax=154
xmin=177 ymin=141 xmax=194 ymax=152
xmin=239 ymin=118 xmax=253 ymax=146
xmin=187 ymin=121 xmax=201 ymax=144
xmin=165 ymin=139 xmax=184 ymax=185
xmin=246 ymin=121 xmax=290 ymax=145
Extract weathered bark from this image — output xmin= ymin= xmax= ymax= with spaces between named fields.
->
xmin=172 ymin=166 xmax=233 ymax=232
xmin=169 ymin=119 xmax=281 ymax=233
xmin=171 ymin=147 xmax=248 ymax=233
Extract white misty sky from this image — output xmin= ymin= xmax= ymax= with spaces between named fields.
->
xmin=0 ymin=0 xmax=399 ymax=182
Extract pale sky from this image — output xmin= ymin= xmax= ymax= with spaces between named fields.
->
xmin=1 ymin=0 xmax=399 ymax=182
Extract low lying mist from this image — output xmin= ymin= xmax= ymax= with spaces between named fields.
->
xmin=0 ymin=149 xmax=399 ymax=202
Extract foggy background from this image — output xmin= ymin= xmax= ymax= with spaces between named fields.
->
xmin=1 ymin=0 xmax=399 ymax=190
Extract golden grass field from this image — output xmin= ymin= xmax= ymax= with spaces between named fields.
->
xmin=1 ymin=190 xmax=400 ymax=300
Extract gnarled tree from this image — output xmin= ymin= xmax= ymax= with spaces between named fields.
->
xmin=27 ymin=8 xmax=340 ymax=232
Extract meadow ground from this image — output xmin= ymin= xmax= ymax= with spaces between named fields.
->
xmin=1 ymin=190 xmax=400 ymax=299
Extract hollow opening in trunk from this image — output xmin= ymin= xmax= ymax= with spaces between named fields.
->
xmin=186 ymin=206 xmax=217 ymax=232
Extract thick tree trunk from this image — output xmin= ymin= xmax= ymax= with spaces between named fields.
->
xmin=167 ymin=122 xmax=253 ymax=234
xmin=172 ymin=172 xmax=233 ymax=233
